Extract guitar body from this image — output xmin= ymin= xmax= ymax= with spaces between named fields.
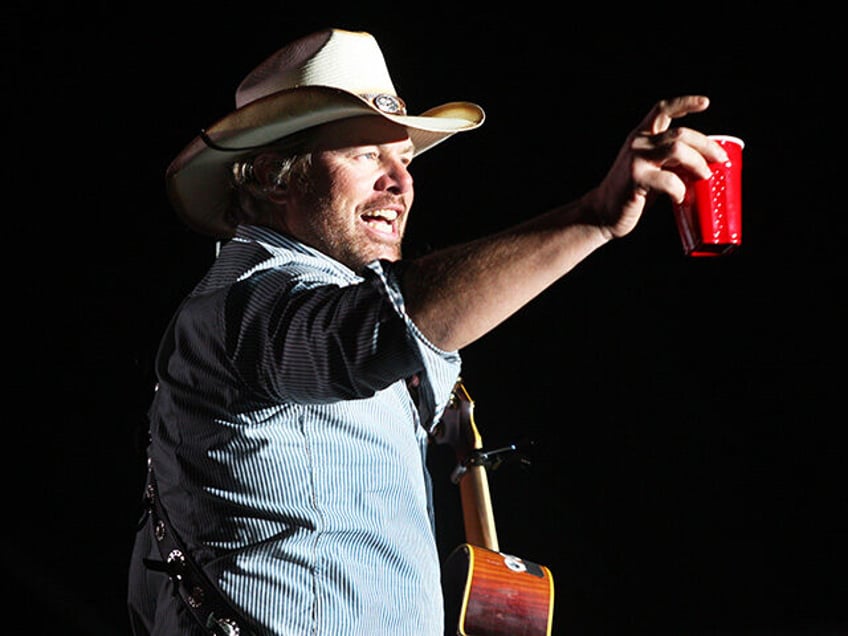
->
xmin=443 ymin=543 xmax=554 ymax=636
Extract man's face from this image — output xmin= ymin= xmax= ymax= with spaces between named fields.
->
xmin=283 ymin=116 xmax=415 ymax=271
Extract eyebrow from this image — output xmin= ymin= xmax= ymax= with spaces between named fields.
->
xmin=353 ymin=141 xmax=415 ymax=159
xmin=398 ymin=142 xmax=415 ymax=159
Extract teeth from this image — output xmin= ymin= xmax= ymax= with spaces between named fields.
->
xmin=364 ymin=209 xmax=398 ymax=222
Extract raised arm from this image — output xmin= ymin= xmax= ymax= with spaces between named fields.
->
xmin=402 ymin=95 xmax=729 ymax=351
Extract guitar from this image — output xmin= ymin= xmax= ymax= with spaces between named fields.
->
xmin=436 ymin=380 xmax=555 ymax=636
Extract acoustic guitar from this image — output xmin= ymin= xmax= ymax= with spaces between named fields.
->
xmin=436 ymin=380 xmax=555 ymax=636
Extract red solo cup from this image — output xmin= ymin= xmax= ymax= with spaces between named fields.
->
xmin=674 ymin=135 xmax=744 ymax=257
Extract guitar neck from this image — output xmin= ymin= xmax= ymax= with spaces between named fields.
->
xmin=460 ymin=463 xmax=499 ymax=551
xmin=442 ymin=380 xmax=501 ymax=552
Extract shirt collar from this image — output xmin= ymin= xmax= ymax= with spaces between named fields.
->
xmin=233 ymin=224 xmax=361 ymax=282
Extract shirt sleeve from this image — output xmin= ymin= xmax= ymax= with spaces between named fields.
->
xmin=365 ymin=259 xmax=462 ymax=429
xmin=225 ymin=258 xmax=460 ymax=425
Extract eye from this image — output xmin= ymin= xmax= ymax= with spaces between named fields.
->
xmin=356 ymin=150 xmax=379 ymax=161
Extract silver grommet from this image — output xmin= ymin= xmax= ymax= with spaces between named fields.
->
xmin=167 ymin=549 xmax=184 ymax=564
xmin=186 ymin=586 xmax=205 ymax=608
xmin=216 ymin=617 xmax=240 ymax=636
xmin=166 ymin=549 xmax=185 ymax=580
xmin=207 ymin=614 xmax=240 ymax=636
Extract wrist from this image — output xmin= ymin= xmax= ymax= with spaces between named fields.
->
xmin=577 ymin=188 xmax=616 ymax=242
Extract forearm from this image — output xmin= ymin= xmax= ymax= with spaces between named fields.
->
xmin=402 ymin=193 xmax=611 ymax=351
xmin=402 ymin=96 xmax=727 ymax=352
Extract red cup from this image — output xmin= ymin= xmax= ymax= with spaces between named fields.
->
xmin=674 ymin=135 xmax=744 ymax=257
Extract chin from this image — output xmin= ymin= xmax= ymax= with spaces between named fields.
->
xmin=376 ymin=249 xmax=402 ymax=263
xmin=342 ymin=240 xmax=402 ymax=270
xmin=365 ymin=244 xmax=402 ymax=262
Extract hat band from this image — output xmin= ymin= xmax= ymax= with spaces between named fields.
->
xmin=198 ymin=92 xmax=407 ymax=153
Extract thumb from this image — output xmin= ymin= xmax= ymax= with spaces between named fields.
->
xmin=639 ymin=95 xmax=711 ymax=134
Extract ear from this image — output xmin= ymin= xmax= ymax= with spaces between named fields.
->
xmin=251 ymin=152 xmax=288 ymax=203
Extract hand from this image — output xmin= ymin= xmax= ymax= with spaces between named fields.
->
xmin=589 ymin=95 xmax=729 ymax=239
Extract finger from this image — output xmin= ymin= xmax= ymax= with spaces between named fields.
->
xmin=636 ymin=165 xmax=688 ymax=204
xmin=632 ymin=136 xmax=728 ymax=204
xmin=639 ymin=95 xmax=711 ymax=134
xmin=633 ymin=127 xmax=729 ymax=180
xmin=688 ymin=130 xmax=730 ymax=165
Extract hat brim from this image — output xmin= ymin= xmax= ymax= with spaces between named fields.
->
xmin=166 ymin=86 xmax=484 ymax=238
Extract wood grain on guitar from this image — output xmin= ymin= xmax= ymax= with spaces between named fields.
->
xmin=436 ymin=380 xmax=555 ymax=636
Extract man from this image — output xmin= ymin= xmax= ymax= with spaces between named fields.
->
xmin=128 ymin=28 xmax=727 ymax=635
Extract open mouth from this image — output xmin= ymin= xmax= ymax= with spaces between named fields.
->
xmin=361 ymin=208 xmax=399 ymax=238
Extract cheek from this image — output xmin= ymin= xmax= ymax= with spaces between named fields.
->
xmin=326 ymin=166 xmax=368 ymax=202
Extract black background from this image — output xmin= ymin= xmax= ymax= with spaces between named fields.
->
xmin=10 ymin=3 xmax=845 ymax=634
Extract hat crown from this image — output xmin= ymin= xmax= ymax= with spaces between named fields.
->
xmin=235 ymin=29 xmax=398 ymax=109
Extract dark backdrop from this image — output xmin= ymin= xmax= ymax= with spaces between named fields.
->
xmin=10 ymin=3 xmax=845 ymax=634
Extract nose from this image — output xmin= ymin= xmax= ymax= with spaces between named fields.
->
xmin=375 ymin=157 xmax=413 ymax=195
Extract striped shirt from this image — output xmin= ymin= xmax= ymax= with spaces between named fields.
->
xmin=147 ymin=225 xmax=461 ymax=635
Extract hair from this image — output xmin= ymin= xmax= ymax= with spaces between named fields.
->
xmin=224 ymin=131 xmax=315 ymax=228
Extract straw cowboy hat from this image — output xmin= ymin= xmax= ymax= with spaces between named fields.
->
xmin=166 ymin=28 xmax=486 ymax=238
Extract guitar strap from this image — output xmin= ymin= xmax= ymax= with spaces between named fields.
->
xmin=141 ymin=463 xmax=256 ymax=636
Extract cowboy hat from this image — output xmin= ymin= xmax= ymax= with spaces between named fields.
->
xmin=165 ymin=28 xmax=486 ymax=238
